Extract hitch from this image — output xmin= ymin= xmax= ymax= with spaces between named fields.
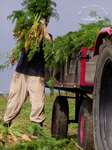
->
xmin=77 ymin=50 xmax=91 ymax=62
xmin=79 ymin=54 xmax=91 ymax=62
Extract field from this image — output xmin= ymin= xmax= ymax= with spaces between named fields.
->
xmin=0 ymin=91 xmax=79 ymax=150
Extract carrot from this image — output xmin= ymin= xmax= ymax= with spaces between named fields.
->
xmin=39 ymin=34 xmax=43 ymax=47
xmin=11 ymin=54 xmax=16 ymax=66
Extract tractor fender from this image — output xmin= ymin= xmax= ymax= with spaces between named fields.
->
xmin=93 ymin=27 xmax=112 ymax=56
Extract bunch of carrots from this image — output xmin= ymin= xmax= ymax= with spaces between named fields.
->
xmin=5 ymin=0 xmax=59 ymax=66
xmin=11 ymin=21 xmax=43 ymax=66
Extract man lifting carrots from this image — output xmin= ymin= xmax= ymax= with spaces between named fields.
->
xmin=4 ymin=17 xmax=52 ymax=131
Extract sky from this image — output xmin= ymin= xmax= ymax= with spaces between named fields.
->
xmin=0 ymin=0 xmax=112 ymax=93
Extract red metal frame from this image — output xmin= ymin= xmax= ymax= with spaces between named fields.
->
xmin=77 ymin=47 xmax=94 ymax=87
xmin=77 ymin=27 xmax=112 ymax=87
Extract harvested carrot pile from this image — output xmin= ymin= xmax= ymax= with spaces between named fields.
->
xmin=0 ymin=120 xmax=68 ymax=150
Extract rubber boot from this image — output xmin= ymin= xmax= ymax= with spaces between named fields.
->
xmin=33 ymin=122 xmax=43 ymax=137
xmin=3 ymin=122 xmax=11 ymax=128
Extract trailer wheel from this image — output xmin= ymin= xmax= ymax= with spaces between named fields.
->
xmin=93 ymin=35 xmax=112 ymax=150
xmin=78 ymin=99 xmax=94 ymax=150
xmin=51 ymin=96 xmax=69 ymax=140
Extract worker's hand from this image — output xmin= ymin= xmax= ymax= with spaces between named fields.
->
xmin=40 ymin=18 xmax=45 ymax=27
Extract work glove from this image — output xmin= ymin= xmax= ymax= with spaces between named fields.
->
xmin=40 ymin=18 xmax=45 ymax=27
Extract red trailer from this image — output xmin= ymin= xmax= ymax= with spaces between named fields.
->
xmin=45 ymin=26 xmax=112 ymax=150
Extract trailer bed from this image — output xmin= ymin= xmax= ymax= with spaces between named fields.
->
xmin=45 ymin=47 xmax=99 ymax=93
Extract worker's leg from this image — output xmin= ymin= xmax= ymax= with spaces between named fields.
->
xmin=4 ymin=72 xmax=29 ymax=123
xmin=28 ymin=76 xmax=45 ymax=124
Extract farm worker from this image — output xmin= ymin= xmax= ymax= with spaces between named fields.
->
xmin=4 ymin=17 xmax=52 ymax=129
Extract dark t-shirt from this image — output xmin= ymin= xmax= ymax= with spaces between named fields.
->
xmin=16 ymin=34 xmax=52 ymax=77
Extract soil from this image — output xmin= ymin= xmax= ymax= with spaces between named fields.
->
xmin=68 ymin=128 xmax=78 ymax=137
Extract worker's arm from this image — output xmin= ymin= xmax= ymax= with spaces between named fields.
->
xmin=43 ymin=27 xmax=51 ymax=41
xmin=40 ymin=18 xmax=51 ymax=41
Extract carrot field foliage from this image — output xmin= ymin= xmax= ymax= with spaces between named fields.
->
xmin=0 ymin=94 xmax=73 ymax=150
xmin=0 ymin=120 xmax=69 ymax=150
xmin=0 ymin=93 xmax=79 ymax=150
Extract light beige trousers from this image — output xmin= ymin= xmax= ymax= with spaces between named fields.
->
xmin=4 ymin=72 xmax=45 ymax=123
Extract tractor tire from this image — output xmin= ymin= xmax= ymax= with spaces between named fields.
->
xmin=93 ymin=35 xmax=112 ymax=150
xmin=51 ymin=96 xmax=69 ymax=140
xmin=78 ymin=99 xmax=94 ymax=150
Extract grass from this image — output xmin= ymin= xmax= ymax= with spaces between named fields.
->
xmin=0 ymin=91 xmax=79 ymax=150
